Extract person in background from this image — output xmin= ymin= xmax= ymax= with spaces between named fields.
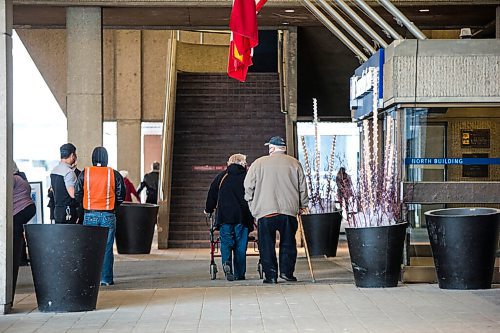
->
xmin=336 ymin=167 xmax=353 ymax=213
xmin=50 ymin=143 xmax=79 ymax=224
xmin=12 ymin=162 xmax=36 ymax=301
xmin=137 ymin=162 xmax=160 ymax=204
xmin=205 ymin=154 xmax=254 ymax=281
xmin=244 ymin=136 xmax=309 ymax=284
xmin=75 ymin=147 xmax=125 ymax=286
xmin=13 ymin=164 xmax=30 ymax=266
xmin=120 ymin=170 xmax=140 ymax=203
xmin=47 ymin=187 xmax=55 ymax=222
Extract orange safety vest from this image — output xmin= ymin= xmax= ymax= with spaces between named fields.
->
xmin=83 ymin=166 xmax=116 ymax=211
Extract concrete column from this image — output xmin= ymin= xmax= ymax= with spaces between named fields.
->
xmin=496 ymin=6 xmax=500 ymax=39
xmin=115 ymin=30 xmax=141 ymax=186
xmin=158 ymin=32 xmax=177 ymax=249
xmin=0 ymin=0 xmax=13 ymax=314
xmin=284 ymin=28 xmax=298 ymax=157
xmin=66 ymin=7 xmax=103 ymax=168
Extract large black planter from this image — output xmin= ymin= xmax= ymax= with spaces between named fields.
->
xmin=24 ymin=224 xmax=107 ymax=312
xmin=425 ymin=208 xmax=500 ymax=290
xmin=115 ymin=203 xmax=159 ymax=254
xmin=346 ymin=223 xmax=407 ymax=288
xmin=301 ymin=212 xmax=342 ymax=257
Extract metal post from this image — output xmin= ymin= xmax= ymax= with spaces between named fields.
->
xmin=377 ymin=0 xmax=427 ymax=40
xmin=299 ymin=0 xmax=368 ymax=62
xmin=316 ymin=0 xmax=375 ymax=55
xmin=332 ymin=0 xmax=388 ymax=48
xmin=352 ymin=0 xmax=403 ymax=40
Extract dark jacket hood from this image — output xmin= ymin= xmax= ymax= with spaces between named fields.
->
xmin=227 ymin=164 xmax=246 ymax=175
xmin=92 ymin=147 xmax=108 ymax=166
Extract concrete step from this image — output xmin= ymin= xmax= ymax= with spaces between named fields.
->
xmin=167 ymin=240 xmax=210 ymax=248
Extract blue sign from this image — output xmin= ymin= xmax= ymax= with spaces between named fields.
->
xmin=405 ymin=158 xmax=500 ymax=165
xmin=350 ymin=49 xmax=384 ymax=120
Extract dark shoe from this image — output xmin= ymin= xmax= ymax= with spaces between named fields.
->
xmin=19 ymin=260 xmax=30 ymax=267
xmin=279 ymin=273 xmax=297 ymax=282
xmin=234 ymin=276 xmax=245 ymax=281
xmin=223 ymin=263 xmax=234 ymax=281
xmin=263 ymin=277 xmax=278 ymax=284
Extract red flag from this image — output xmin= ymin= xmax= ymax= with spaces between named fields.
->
xmin=228 ymin=0 xmax=267 ymax=82
xmin=256 ymin=0 xmax=267 ymax=12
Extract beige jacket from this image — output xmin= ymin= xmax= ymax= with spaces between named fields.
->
xmin=244 ymin=152 xmax=309 ymax=219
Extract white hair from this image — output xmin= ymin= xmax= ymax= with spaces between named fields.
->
xmin=268 ymin=144 xmax=286 ymax=154
xmin=227 ymin=154 xmax=247 ymax=167
xmin=119 ymin=170 xmax=129 ymax=178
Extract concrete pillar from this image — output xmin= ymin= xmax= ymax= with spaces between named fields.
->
xmin=115 ymin=30 xmax=141 ymax=186
xmin=284 ymin=28 xmax=298 ymax=157
xmin=496 ymin=6 xmax=500 ymax=39
xmin=158 ymin=32 xmax=177 ymax=249
xmin=66 ymin=7 xmax=103 ymax=168
xmin=0 ymin=0 xmax=13 ymax=314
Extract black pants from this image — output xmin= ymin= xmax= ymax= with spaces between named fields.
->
xmin=258 ymin=214 xmax=298 ymax=279
xmin=54 ymin=206 xmax=78 ymax=224
xmin=13 ymin=204 xmax=36 ymax=301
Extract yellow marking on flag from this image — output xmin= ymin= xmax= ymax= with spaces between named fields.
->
xmin=234 ymin=44 xmax=244 ymax=62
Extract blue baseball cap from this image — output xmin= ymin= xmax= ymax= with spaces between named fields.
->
xmin=265 ymin=136 xmax=286 ymax=146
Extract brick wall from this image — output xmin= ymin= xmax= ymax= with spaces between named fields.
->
xmin=168 ymin=73 xmax=285 ymax=248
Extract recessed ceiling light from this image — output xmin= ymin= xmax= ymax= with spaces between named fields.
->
xmin=285 ymin=9 xmax=295 ymax=13
xmin=282 ymin=22 xmax=290 ymax=25
xmin=419 ymin=9 xmax=430 ymax=12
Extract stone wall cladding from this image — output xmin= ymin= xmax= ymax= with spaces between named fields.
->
xmin=384 ymin=40 xmax=500 ymax=106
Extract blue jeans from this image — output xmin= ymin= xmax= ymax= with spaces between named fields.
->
xmin=220 ymin=224 xmax=249 ymax=279
xmin=83 ymin=211 xmax=116 ymax=284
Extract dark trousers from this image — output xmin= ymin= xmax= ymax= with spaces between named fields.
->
xmin=13 ymin=204 xmax=36 ymax=302
xmin=54 ymin=206 xmax=78 ymax=224
xmin=258 ymin=214 xmax=298 ymax=279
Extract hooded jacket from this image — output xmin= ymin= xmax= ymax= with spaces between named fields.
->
xmin=205 ymin=164 xmax=254 ymax=230
xmin=75 ymin=147 xmax=126 ymax=212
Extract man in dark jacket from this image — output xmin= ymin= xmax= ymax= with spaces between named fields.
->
xmin=75 ymin=146 xmax=125 ymax=286
xmin=50 ymin=143 xmax=79 ymax=224
xmin=137 ymin=161 xmax=159 ymax=204
xmin=205 ymin=154 xmax=254 ymax=281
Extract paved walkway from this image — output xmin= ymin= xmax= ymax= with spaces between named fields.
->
xmin=3 ymin=239 xmax=500 ymax=332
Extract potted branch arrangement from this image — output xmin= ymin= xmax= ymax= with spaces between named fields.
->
xmin=300 ymin=98 xmax=343 ymax=257
xmin=340 ymin=113 xmax=407 ymax=288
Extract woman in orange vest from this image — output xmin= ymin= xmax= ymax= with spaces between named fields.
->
xmin=75 ymin=147 xmax=125 ymax=286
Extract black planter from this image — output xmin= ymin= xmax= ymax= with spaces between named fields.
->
xmin=301 ymin=212 xmax=342 ymax=257
xmin=425 ymin=208 xmax=500 ymax=290
xmin=115 ymin=203 xmax=159 ymax=254
xmin=24 ymin=224 xmax=108 ymax=312
xmin=346 ymin=223 xmax=407 ymax=288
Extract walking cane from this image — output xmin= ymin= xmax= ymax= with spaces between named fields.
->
xmin=297 ymin=214 xmax=316 ymax=283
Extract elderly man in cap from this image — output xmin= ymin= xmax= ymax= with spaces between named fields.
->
xmin=50 ymin=143 xmax=79 ymax=224
xmin=244 ymin=136 xmax=309 ymax=284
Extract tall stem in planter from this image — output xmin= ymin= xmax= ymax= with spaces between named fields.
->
xmin=325 ymin=135 xmax=337 ymax=212
xmin=300 ymin=136 xmax=314 ymax=207
xmin=313 ymin=98 xmax=321 ymax=210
